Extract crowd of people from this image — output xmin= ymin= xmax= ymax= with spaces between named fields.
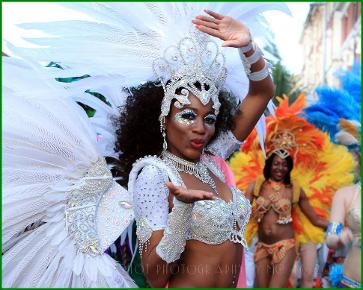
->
xmin=3 ymin=3 xmax=360 ymax=288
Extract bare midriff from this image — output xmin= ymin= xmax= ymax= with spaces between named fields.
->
xmin=256 ymin=183 xmax=294 ymax=244
xmin=257 ymin=210 xmax=295 ymax=244
xmin=168 ymin=239 xmax=243 ymax=287
xmin=343 ymin=246 xmax=361 ymax=283
xmin=166 ymin=169 xmax=243 ymax=287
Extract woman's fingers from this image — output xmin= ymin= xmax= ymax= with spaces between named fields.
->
xmin=340 ymin=228 xmax=353 ymax=245
xmin=198 ymin=190 xmax=215 ymax=200
xmin=166 ymin=182 xmax=215 ymax=202
xmin=204 ymin=9 xmax=223 ymax=20
xmin=222 ymin=39 xmax=241 ymax=48
xmin=165 ymin=181 xmax=178 ymax=193
xmin=190 ymin=189 xmax=214 ymax=200
xmin=192 ymin=18 xmax=219 ymax=30
xmin=194 ymin=24 xmax=222 ymax=39
xmin=195 ymin=15 xmax=220 ymax=24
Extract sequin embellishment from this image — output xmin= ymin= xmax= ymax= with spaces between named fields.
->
xmin=65 ymin=158 xmax=113 ymax=255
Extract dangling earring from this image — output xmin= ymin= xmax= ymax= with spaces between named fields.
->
xmin=160 ymin=118 xmax=167 ymax=151
xmin=162 ymin=129 xmax=168 ymax=151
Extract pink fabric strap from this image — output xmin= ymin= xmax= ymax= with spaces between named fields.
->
xmin=211 ymin=155 xmax=246 ymax=288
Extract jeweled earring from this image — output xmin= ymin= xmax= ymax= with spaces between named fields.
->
xmin=162 ymin=129 xmax=168 ymax=151
xmin=160 ymin=118 xmax=167 ymax=151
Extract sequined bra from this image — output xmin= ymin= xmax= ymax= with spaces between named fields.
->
xmin=129 ymin=155 xmax=251 ymax=262
xmin=252 ymin=176 xmax=300 ymax=224
xmin=346 ymin=185 xmax=361 ymax=248
xmin=189 ymin=185 xmax=250 ymax=245
xmin=254 ymin=194 xmax=292 ymax=224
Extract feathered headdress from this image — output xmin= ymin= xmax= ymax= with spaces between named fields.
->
xmin=242 ymin=95 xmax=327 ymax=167
xmin=304 ymin=63 xmax=361 ymax=147
xmin=11 ymin=2 xmax=290 ymax=155
xmin=335 ymin=119 xmax=361 ymax=149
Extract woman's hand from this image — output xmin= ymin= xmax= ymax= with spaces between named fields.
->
xmin=339 ymin=227 xmax=353 ymax=247
xmin=192 ymin=9 xmax=251 ymax=48
xmin=166 ymin=182 xmax=215 ymax=203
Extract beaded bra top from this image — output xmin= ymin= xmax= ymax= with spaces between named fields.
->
xmin=346 ymin=184 xmax=361 ymax=247
xmin=252 ymin=176 xmax=300 ymax=225
xmin=171 ymin=154 xmax=251 ymax=246
xmin=130 ymin=153 xmax=251 ymax=247
xmin=254 ymin=195 xmax=292 ymax=224
xmin=189 ymin=187 xmax=251 ymax=245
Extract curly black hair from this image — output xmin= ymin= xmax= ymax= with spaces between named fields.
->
xmin=113 ymin=81 xmax=238 ymax=186
xmin=263 ymin=152 xmax=294 ymax=185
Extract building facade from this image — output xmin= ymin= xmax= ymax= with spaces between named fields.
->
xmin=300 ymin=2 xmax=361 ymax=92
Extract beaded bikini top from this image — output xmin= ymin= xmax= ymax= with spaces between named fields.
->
xmin=346 ymin=184 xmax=361 ymax=247
xmin=252 ymin=176 xmax=300 ymax=224
xmin=129 ymin=153 xmax=251 ymax=247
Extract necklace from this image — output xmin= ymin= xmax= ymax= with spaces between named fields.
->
xmin=162 ymin=151 xmax=218 ymax=195
xmin=268 ymin=179 xmax=284 ymax=191
xmin=268 ymin=179 xmax=285 ymax=200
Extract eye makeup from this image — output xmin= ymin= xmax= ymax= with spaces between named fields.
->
xmin=174 ymin=109 xmax=217 ymax=127
xmin=204 ymin=113 xmax=217 ymax=127
xmin=174 ymin=109 xmax=197 ymax=126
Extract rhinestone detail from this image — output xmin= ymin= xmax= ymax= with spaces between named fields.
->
xmin=65 ymin=158 xmax=113 ymax=256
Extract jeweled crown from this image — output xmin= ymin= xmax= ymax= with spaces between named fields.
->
xmin=153 ymin=28 xmax=227 ymax=123
xmin=268 ymin=130 xmax=298 ymax=159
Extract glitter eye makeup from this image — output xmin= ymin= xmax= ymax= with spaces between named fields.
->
xmin=174 ymin=109 xmax=197 ymax=126
xmin=204 ymin=113 xmax=217 ymax=126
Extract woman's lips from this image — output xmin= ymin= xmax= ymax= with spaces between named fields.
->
xmin=274 ymin=172 xmax=284 ymax=178
xmin=190 ymin=140 xmax=204 ymax=150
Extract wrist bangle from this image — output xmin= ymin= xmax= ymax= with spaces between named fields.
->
xmin=246 ymin=45 xmax=262 ymax=65
xmin=238 ymin=42 xmax=270 ymax=81
xmin=240 ymin=40 xmax=253 ymax=53
xmin=248 ymin=62 xmax=273 ymax=82
xmin=239 ymin=52 xmax=251 ymax=75
xmin=326 ymin=222 xmax=343 ymax=236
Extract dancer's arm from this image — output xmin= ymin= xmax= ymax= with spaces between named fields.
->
xmin=193 ymin=10 xmax=275 ymax=142
xmin=298 ymin=190 xmax=328 ymax=229
xmin=245 ymin=181 xmax=255 ymax=203
xmin=134 ymin=166 xmax=214 ymax=287
xmin=326 ymin=187 xmax=352 ymax=249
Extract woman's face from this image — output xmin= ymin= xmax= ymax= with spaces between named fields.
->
xmin=270 ymin=155 xmax=289 ymax=182
xmin=165 ymin=93 xmax=216 ymax=161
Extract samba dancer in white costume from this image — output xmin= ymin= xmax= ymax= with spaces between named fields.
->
xmin=3 ymin=3 xmax=288 ymax=287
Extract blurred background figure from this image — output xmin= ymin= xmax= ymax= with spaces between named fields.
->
xmin=289 ymin=242 xmax=329 ymax=288
xmin=325 ymin=118 xmax=361 ymax=288
xmin=229 ymin=93 xmax=356 ymax=288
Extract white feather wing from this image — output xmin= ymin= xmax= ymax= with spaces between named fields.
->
xmin=2 ymin=57 xmax=136 ymax=287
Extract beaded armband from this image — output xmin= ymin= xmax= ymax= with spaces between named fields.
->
xmin=326 ymin=222 xmax=343 ymax=237
xmin=156 ymin=199 xmax=193 ymax=263
xmin=206 ymin=130 xmax=243 ymax=160
xmin=136 ymin=218 xmax=153 ymax=255
xmin=238 ymin=41 xmax=272 ymax=82
xmin=240 ymin=39 xmax=254 ymax=53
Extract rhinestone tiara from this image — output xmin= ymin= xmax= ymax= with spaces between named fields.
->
xmin=269 ymin=130 xmax=298 ymax=159
xmin=153 ymin=28 xmax=227 ymax=124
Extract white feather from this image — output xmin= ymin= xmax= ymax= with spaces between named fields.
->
xmin=2 ymin=57 xmax=136 ymax=287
